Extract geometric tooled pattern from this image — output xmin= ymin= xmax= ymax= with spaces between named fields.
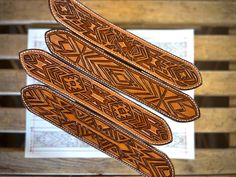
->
xmin=62 ymin=74 xmax=83 ymax=92
xmin=49 ymin=0 xmax=202 ymax=90
xmin=46 ymin=30 xmax=200 ymax=122
xmin=21 ymin=85 xmax=174 ymax=177
xmin=111 ymin=102 xmax=132 ymax=121
xmin=19 ymin=49 xmax=172 ymax=145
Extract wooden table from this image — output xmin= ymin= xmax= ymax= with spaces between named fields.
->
xmin=0 ymin=0 xmax=236 ymax=176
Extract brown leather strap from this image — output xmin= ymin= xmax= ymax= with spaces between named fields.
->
xmin=45 ymin=29 xmax=200 ymax=122
xmin=19 ymin=49 xmax=172 ymax=145
xmin=21 ymin=85 xmax=174 ymax=177
xmin=49 ymin=0 xmax=202 ymax=90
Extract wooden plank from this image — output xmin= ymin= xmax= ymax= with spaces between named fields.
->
xmin=0 ymin=35 xmax=27 ymax=60
xmin=1 ymin=108 xmax=235 ymax=133
xmin=1 ymin=34 xmax=236 ymax=61
xmin=0 ymin=108 xmax=25 ymax=133
xmin=0 ymin=148 xmax=235 ymax=175
xmin=1 ymin=70 xmax=235 ymax=96
xmin=195 ymin=71 xmax=236 ymax=96
xmin=1 ymin=0 xmax=236 ymax=27
xmin=195 ymin=108 xmax=236 ymax=133
xmin=195 ymin=35 xmax=236 ymax=61
xmin=0 ymin=70 xmax=25 ymax=93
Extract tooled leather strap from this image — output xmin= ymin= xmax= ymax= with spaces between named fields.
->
xmin=45 ymin=29 xmax=200 ymax=122
xmin=21 ymin=85 xmax=174 ymax=177
xmin=19 ymin=49 xmax=172 ymax=145
xmin=49 ymin=0 xmax=202 ymax=90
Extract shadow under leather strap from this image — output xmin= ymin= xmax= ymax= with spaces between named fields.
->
xmin=21 ymin=85 xmax=174 ymax=177
xmin=19 ymin=49 xmax=172 ymax=145
xmin=46 ymin=29 xmax=200 ymax=122
xmin=49 ymin=0 xmax=202 ymax=90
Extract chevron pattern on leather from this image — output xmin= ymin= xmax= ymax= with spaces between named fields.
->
xmin=49 ymin=0 xmax=202 ymax=90
xmin=46 ymin=30 xmax=199 ymax=122
xmin=19 ymin=49 xmax=172 ymax=145
xmin=21 ymin=85 xmax=174 ymax=177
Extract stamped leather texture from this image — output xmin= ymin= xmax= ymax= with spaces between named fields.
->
xmin=19 ymin=49 xmax=172 ymax=145
xmin=21 ymin=85 xmax=174 ymax=177
xmin=49 ymin=0 xmax=202 ymax=90
xmin=18 ymin=0 xmax=204 ymax=175
xmin=46 ymin=29 xmax=200 ymax=122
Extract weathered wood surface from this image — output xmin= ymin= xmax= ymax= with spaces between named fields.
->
xmin=0 ymin=35 xmax=27 ymax=59
xmin=1 ymin=70 xmax=235 ymax=96
xmin=1 ymin=34 xmax=236 ymax=61
xmin=195 ymin=108 xmax=236 ymax=133
xmin=1 ymin=0 xmax=236 ymax=27
xmin=1 ymin=108 xmax=235 ymax=133
xmin=0 ymin=70 xmax=25 ymax=93
xmin=0 ymin=108 xmax=25 ymax=133
xmin=0 ymin=148 xmax=235 ymax=175
xmin=0 ymin=1 xmax=234 ymax=176
xmin=195 ymin=35 xmax=236 ymax=61
xmin=195 ymin=71 xmax=236 ymax=96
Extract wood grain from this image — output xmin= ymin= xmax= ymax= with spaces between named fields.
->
xmin=0 ymin=0 xmax=236 ymax=27
xmin=0 ymin=0 xmax=234 ymax=176
xmin=195 ymin=71 xmax=236 ymax=96
xmin=0 ymin=108 xmax=235 ymax=133
xmin=0 ymin=108 xmax=25 ymax=133
xmin=195 ymin=35 xmax=236 ymax=61
xmin=0 ymin=70 xmax=25 ymax=93
xmin=0 ymin=35 xmax=26 ymax=59
xmin=0 ymin=70 xmax=235 ymax=96
xmin=0 ymin=148 xmax=235 ymax=175
xmin=195 ymin=108 xmax=236 ymax=133
xmin=1 ymin=34 xmax=236 ymax=61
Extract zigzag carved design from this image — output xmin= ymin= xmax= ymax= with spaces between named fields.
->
xmin=46 ymin=30 xmax=199 ymax=122
xmin=21 ymin=85 xmax=174 ymax=177
xmin=19 ymin=49 xmax=172 ymax=145
xmin=49 ymin=0 xmax=202 ymax=90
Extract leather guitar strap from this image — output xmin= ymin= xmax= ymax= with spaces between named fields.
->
xmin=45 ymin=29 xmax=200 ymax=122
xmin=49 ymin=0 xmax=202 ymax=90
xmin=18 ymin=0 xmax=204 ymax=176
xmin=19 ymin=49 xmax=172 ymax=145
xmin=21 ymin=85 xmax=174 ymax=177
